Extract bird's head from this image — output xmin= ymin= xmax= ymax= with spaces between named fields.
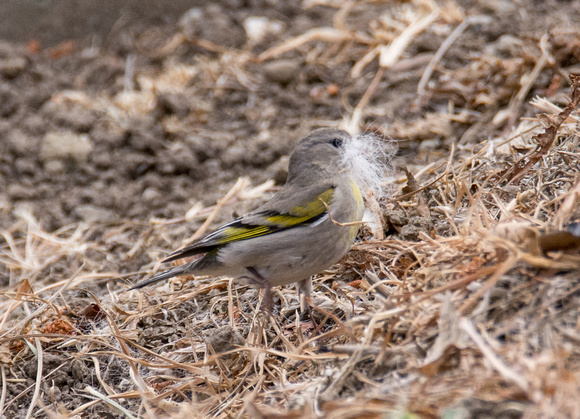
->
xmin=286 ymin=128 xmax=353 ymax=185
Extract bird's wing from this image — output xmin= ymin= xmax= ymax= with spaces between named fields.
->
xmin=162 ymin=186 xmax=335 ymax=263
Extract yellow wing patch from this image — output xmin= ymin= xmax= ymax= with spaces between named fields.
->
xmin=265 ymin=188 xmax=334 ymax=226
xmin=290 ymin=188 xmax=334 ymax=217
xmin=213 ymin=188 xmax=335 ymax=244
xmin=216 ymin=225 xmax=270 ymax=243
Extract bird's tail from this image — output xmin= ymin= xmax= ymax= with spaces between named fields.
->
xmin=129 ymin=264 xmax=189 ymax=290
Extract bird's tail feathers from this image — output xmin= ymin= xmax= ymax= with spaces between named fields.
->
xmin=129 ymin=264 xmax=188 ymax=290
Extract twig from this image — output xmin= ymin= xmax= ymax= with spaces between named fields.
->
xmin=319 ymin=199 xmax=366 ymax=227
xmin=85 ymin=386 xmax=138 ymax=419
xmin=417 ymin=16 xmax=489 ymax=102
xmin=0 ymin=366 xmax=7 ymax=418
xmin=0 ymin=265 xmax=84 ymax=338
xmin=396 ymin=171 xmax=447 ymax=201
xmin=378 ymin=9 xmax=440 ymax=69
xmin=92 ymin=296 xmax=151 ymax=396
xmin=498 ymin=74 xmax=580 ymax=185
xmin=258 ymin=27 xmax=361 ymax=62
xmin=344 ymin=67 xmax=385 ymax=135
xmin=493 ymin=34 xmax=553 ymax=126
xmin=553 ymin=174 xmax=580 ymax=229
xmin=183 ymin=177 xmax=249 ymax=246
xmin=460 ymin=318 xmax=530 ymax=393
xmin=459 ymin=252 xmax=519 ymax=314
xmin=24 ymin=337 xmax=43 ymax=419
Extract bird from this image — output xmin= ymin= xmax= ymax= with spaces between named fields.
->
xmin=130 ymin=128 xmax=365 ymax=312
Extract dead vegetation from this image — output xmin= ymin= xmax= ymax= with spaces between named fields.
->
xmin=1 ymin=1 xmax=580 ymax=418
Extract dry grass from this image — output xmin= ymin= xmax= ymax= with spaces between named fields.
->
xmin=1 ymin=1 xmax=580 ymax=418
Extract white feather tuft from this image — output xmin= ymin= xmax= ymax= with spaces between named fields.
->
xmin=342 ymin=132 xmax=396 ymax=201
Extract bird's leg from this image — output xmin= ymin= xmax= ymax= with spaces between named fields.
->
xmin=298 ymin=277 xmax=318 ymax=329
xmin=298 ymin=278 xmax=312 ymax=311
xmin=246 ymin=267 xmax=273 ymax=314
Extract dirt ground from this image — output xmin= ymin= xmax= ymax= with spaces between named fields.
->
xmin=1 ymin=0 xmax=580 ymax=418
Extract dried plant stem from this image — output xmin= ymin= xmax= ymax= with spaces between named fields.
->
xmin=460 ymin=318 xmax=530 ymax=393
xmin=0 ymin=366 xmax=7 ymax=417
xmin=417 ymin=16 xmax=489 ymax=101
xmin=25 ymin=337 xmax=43 ymax=419
xmin=183 ymin=177 xmax=249 ymax=246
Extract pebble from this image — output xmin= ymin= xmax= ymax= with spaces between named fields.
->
xmin=7 ymin=184 xmax=36 ymax=200
xmin=142 ymin=187 xmax=162 ymax=202
xmin=0 ymin=56 xmax=27 ymax=78
xmin=243 ymin=16 xmax=284 ymax=45
xmin=262 ymin=60 xmax=299 ymax=85
xmin=44 ymin=160 xmax=65 ymax=174
xmin=179 ymin=6 xmax=245 ymax=48
xmin=40 ymin=131 xmax=93 ymax=163
xmin=7 ymin=129 xmax=32 ymax=155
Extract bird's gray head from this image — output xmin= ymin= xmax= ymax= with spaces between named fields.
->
xmin=286 ymin=128 xmax=353 ymax=185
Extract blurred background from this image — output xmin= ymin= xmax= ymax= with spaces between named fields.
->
xmin=0 ymin=0 xmax=199 ymax=45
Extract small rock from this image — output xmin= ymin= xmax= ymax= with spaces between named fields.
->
xmin=384 ymin=209 xmax=408 ymax=227
xmin=205 ymin=325 xmax=244 ymax=353
xmin=70 ymin=359 xmax=88 ymax=381
xmin=178 ymin=7 xmax=203 ymax=32
xmin=40 ymin=131 xmax=93 ymax=164
xmin=0 ymin=56 xmax=27 ymax=78
xmin=142 ymin=187 xmax=162 ymax=202
xmin=74 ymin=205 xmax=116 ymax=223
xmin=90 ymin=119 xmax=126 ymax=145
xmin=243 ymin=16 xmax=284 ymax=45
xmin=7 ymin=184 xmax=36 ymax=200
xmin=490 ymin=34 xmax=523 ymax=58
xmin=44 ymin=159 xmax=65 ymax=174
xmin=14 ymin=158 xmax=36 ymax=176
xmin=418 ymin=138 xmax=440 ymax=151
xmin=179 ymin=6 xmax=245 ymax=48
xmin=400 ymin=216 xmax=433 ymax=241
xmin=480 ymin=0 xmax=518 ymax=14
xmin=156 ymin=93 xmax=192 ymax=118
xmin=199 ymin=159 xmax=221 ymax=178
xmin=42 ymin=100 xmax=97 ymax=131
xmin=21 ymin=114 xmax=46 ymax=135
xmin=163 ymin=143 xmax=198 ymax=172
xmin=263 ymin=60 xmax=300 ymax=85
xmin=6 ymin=129 xmax=34 ymax=155
xmin=221 ymin=143 xmax=247 ymax=167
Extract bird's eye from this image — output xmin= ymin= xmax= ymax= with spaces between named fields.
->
xmin=330 ymin=138 xmax=343 ymax=148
